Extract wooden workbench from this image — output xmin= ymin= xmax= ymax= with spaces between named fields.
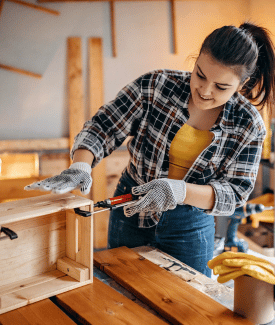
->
xmin=0 ymin=246 xmax=255 ymax=325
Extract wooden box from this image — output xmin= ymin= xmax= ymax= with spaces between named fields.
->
xmin=0 ymin=193 xmax=93 ymax=314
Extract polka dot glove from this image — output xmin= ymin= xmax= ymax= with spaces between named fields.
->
xmin=24 ymin=162 xmax=92 ymax=195
xmin=124 ymin=178 xmax=186 ymax=218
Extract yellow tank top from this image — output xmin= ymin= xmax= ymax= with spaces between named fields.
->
xmin=168 ymin=124 xmax=213 ymax=180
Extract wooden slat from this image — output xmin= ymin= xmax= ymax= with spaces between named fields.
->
xmin=110 ymin=1 xmax=116 ymax=57
xmin=67 ymin=37 xmax=85 ymax=151
xmin=88 ymin=38 xmax=109 ymax=249
xmin=170 ymin=0 xmax=177 ymax=54
xmin=94 ymin=247 xmax=253 ymax=325
xmin=0 ymin=193 xmax=92 ymax=225
xmin=0 ymin=63 xmax=42 ymax=78
xmin=56 ymin=277 xmax=168 ymax=325
xmin=0 ymin=299 xmax=76 ymax=325
xmin=7 ymin=0 xmax=60 ymax=15
xmin=0 ymin=137 xmax=69 ymax=153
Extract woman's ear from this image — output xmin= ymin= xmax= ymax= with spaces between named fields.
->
xmin=238 ymin=77 xmax=250 ymax=92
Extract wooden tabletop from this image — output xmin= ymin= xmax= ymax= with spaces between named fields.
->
xmin=0 ymin=246 xmax=254 ymax=325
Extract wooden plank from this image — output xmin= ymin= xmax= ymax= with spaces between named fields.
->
xmin=0 ymin=193 xmax=92 ymax=225
xmin=88 ymin=38 xmax=109 ymax=249
xmin=94 ymin=247 xmax=253 ymax=325
xmin=0 ymin=270 xmax=64 ymax=297
xmin=75 ymin=205 xmax=93 ymax=280
xmin=0 ymin=137 xmax=69 ymax=153
xmin=7 ymin=0 xmax=60 ymax=15
xmin=56 ymin=277 xmax=168 ymax=325
xmin=67 ymin=37 xmax=85 ymax=151
xmin=133 ymin=246 xmax=235 ymax=311
xmin=110 ymin=1 xmax=117 ymax=57
xmin=170 ymin=0 xmax=177 ymax=54
xmin=0 ymin=63 xmax=42 ymax=78
xmin=0 ymin=299 xmax=76 ymax=325
xmin=0 ymin=274 xmax=91 ymax=314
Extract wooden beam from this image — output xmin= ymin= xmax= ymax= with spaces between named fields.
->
xmin=0 ymin=64 xmax=42 ymax=79
xmin=7 ymin=0 xmax=60 ymax=15
xmin=0 ymin=138 xmax=69 ymax=153
xmin=170 ymin=0 xmax=177 ymax=54
xmin=88 ymin=38 xmax=108 ymax=249
xmin=110 ymin=1 xmax=116 ymax=57
xmin=67 ymin=37 xmax=85 ymax=151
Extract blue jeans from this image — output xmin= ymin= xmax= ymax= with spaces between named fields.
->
xmin=108 ymin=169 xmax=215 ymax=277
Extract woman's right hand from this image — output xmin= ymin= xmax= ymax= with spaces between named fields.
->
xmin=24 ymin=162 xmax=92 ymax=195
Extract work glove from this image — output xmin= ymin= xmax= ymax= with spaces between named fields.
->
xmin=24 ymin=162 xmax=92 ymax=195
xmin=208 ymin=251 xmax=275 ymax=284
xmin=124 ymin=178 xmax=186 ymax=218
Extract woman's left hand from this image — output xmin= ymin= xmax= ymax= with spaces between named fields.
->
xmin=124 ymin=178 xmax=186 ymax=217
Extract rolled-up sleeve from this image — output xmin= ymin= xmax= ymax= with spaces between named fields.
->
xmin=70 ymin=75 xmax=144 ymax=167
xmin=207 ymin=128 xmax=266 ymax=216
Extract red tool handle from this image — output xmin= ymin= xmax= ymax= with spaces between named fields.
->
xmin=108 ymin=193 xmax=134 ymax=205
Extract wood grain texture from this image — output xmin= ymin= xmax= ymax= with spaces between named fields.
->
xmin=88 ymin=37 xmax=109 ymax=249
xmin=56 ymin=277 xmax=168 ymax=325
xmin=7 ymin=0 xmax=60 ymax=15
xmin=94 ymin=246 xmax=253 ymax=325
xmin=0 ymin=64 xmax=42 ymax=78
xmin=0 ymin=193 xmax=92 ymax=225
xmin=67 ymin=37 xmax=85 ymax=151
xmin=0 ymin=299 xmax=76 ymax=325
xmin=110 ymin=1 xmax=117 ymax=57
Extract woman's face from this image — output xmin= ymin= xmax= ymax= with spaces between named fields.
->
xmin=190 ymin=52 xmax=242 ymax=111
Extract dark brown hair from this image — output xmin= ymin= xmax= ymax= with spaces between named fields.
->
xmin=199 ymin=22 xmax=275 ymax=112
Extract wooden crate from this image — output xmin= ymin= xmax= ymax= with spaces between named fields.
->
xmin=0 ymin=193 xmax=93 ymax=315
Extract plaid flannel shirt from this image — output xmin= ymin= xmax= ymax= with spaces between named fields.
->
xmin=71 ymin=70 xmax=266 ymax=228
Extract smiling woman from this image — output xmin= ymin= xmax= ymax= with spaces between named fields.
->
xmin=26 ymin=22 xmax=275 ymax=278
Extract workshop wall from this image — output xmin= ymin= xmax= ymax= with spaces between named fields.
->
xmin=0 ymin=0 xmax=249 ymax=141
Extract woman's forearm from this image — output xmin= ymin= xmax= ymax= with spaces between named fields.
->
xmin=184 ymin=183 xmax=215 ymax=210
xmin=73 ymin=149 xmax=95 ymax=166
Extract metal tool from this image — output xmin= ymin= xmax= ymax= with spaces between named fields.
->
xmin=74 ymin=193 xmax=139 ymax=217
xmin=0 ymin=227 xmax=18 ymax=241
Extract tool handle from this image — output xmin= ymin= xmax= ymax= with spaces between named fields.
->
xmin=108 ymin=193 xmax=138 ymax=205
xmin=1 ymin=227 xmax=18 ymax=240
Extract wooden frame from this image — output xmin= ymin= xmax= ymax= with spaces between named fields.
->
xmin=0 ymin=193 xmax=93 ymax=314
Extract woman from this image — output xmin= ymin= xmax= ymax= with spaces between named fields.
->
xmin=26 ymin=22 xmax=275 ymax=277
